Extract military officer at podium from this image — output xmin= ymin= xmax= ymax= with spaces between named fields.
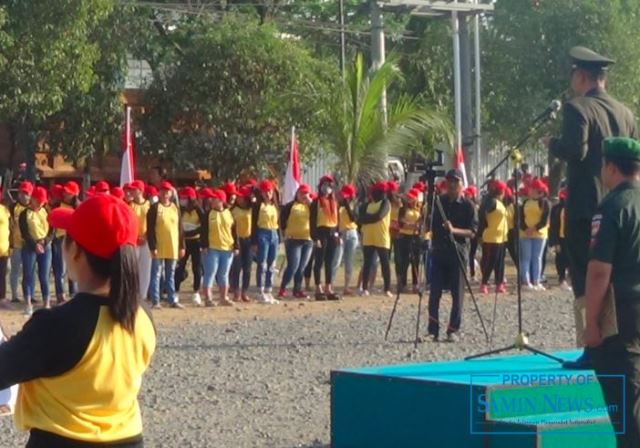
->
xmin=585 ymin=137 xmax=640 ymax=448
xmin=545 ymin=46 xmax=639 ymax=369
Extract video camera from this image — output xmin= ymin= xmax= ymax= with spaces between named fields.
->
xmin=411 ymin=149 xmax=446 ymax=184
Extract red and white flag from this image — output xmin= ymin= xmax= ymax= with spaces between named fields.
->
xmin=454 ymin=146 xmax=468 ymax=187
xmin=120 ymin=106 xmax=135 ymax=187
xmin=281 ymin=126 xmax=301 ymax=204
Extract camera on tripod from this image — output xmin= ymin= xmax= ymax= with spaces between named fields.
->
xmin=411 ymin=149 xmax=446 ymax=184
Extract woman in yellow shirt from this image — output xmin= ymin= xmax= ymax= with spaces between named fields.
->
xmin=519 ymin=179 xmax=550 ymax=290
xmin=278 ymin=184 xmax=313 ymax=299
xmin=230 ymin=186 xmax=254 ymax=303
xmin=396 ymin=188 xmax=422 ymax=293
xmin=19 ymin=186 xmax=53 ymax=315
xmin=200 ymin=189 xmax=236 ymax=307
xmin=0 ymin=187 xmax=11 ymax=308
xmin=251 ymin=180 xmax=280 ymax=304
xmin=333 ymin=184 xmax=359 ymax=296
xmin=310 ymin=175 xmax=340 ymax=301
xmin=0 ymin=194 xmax=155 ymax=447
xmin=51 ymin=181 xmax=81 ymax=305
xmin=176 ymin=186 xmax=205 ymax=305
xmin=478 ymin=180 xmax=508 ymax=294
xmin=10 ymin=181 xmax=33 ymax=304
xmin=359 ymin=181 xmax=392 ymax=297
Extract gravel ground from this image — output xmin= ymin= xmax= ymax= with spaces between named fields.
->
xmin=0 ymin=285 xmax=576 ymax=447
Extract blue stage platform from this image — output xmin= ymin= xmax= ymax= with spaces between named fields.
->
xmin=331 ymin=350 xmax=618 ymax=448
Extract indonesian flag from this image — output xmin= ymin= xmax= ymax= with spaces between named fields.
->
xmin=281 ymin=126 xmax=301 ymax=204
xmin=120 ymin=105 xmax=135 ymax=187
xmin=454 ymin=146 xmax=468 ymax=187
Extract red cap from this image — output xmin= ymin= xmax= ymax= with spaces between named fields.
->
xmin=63 ymin=181 xmax=80 ymax=196
xmin=48 ymin=195 xmax=138 ymax=259
xmin=145 ymin=185 xmax=158 ymax=198
xmin=340 ymin=184 xmax=357 ymax=200
xmin=531 ymin=179 xmax=548 ymax=195
xmin=259 ymin=180 xmax=274 ymax=192
xmin=412 ymin=181 xmax=427 ymax=193
xmin=222 ymin=182 xmax=238 ymax=196
xmin=372 ymin=181 xmax=388 ymax=193
xmin=199 ymin=187 xmax=215 ymax=199
xmin=406 ymin=188 xmax=420 ymax=200
xmin=32 ymin=186 xmax=48 ymax=204
xmin=504 ymin=186 xmax=513 ymax=199
xmin=519 ymin=186 xmax=529 ymax=196
xmin=95 ymin=181 xmax=110 ymax=193
xmin=492 ymin=181 xmax=508 ymax=194
xmin=86 ymin=186 xmax=96 ymax=198
xmin=110 ymin=187 xmax=125 ymax=199
xmin=437 ymin=179 xmax=448 ymax=193
xmin=386 ymin=181 xmax=399 ymax=193
xmin=18 ymin=181 xmax=34 ymax=195
xmin=297 ymin=184 xmax=311 ymax=194
xmin=243 ymin=178 xmax=258 ymax=187
xmin=237 ymin=186 xmax=253 ymax=198
xmin=211 ymin=189 xmax=227 ymax=203
xmin=309 ymin=192 xmax=318 ymax=200
xmin=123 ymin=183 xmax=133 ymax=191
xmin=159 ymin=181 xmax=173 ymax=191
xmin=464 ymin=185 xmax=478 ymax=198
xmin=130 ymin=180 xmax=145 ymax=192
xmin=50 ymin=184 xmax=64 ymax=200
xmin=319 ymin=175 xmax=334 ymax=185
xmin=179 ymin=186 xmax=197 ymax=200
xmin=559 ymin=188 xmax=568 ymax=200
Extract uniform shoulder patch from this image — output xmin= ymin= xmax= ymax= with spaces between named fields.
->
xmin=590 ymin=213 xmax=603 ymax=247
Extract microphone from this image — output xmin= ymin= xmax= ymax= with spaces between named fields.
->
xmin=532 ymin=99 xmax=562 ymax=124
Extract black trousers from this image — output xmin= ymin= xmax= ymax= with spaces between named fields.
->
xmin=313 ymin=227 xmax=337 ymax=285
xmin=566 ymin=219 xmax=591 ymax=297
xmin=395 ymin=235 xmax=420 ymax=289
xmin=554 ymin=238 xmax=570 ymax=282
xmin=175 ymin=239 xmax=202 ymax=292
xmin=480 ymin=242 xmax=505 ymax=286
xmin=304 ymin=250 xmax=314 ymax=280
xmin=428 ymin=252 xmax=465 ymax=337
xmin=362 ymin=246 xmax=390 ymax=292
xmin=506 ymin=228 xmax=518 ymax=265
xmin=594 ymin=336 xmax=640 ymax=448
xmin=469 ymin=237 xmax=479 ymax=277
xmin=229 ymin=237 xmax=252 ymax=292
xmin=0 ymin=256 xmax=7 ymax=299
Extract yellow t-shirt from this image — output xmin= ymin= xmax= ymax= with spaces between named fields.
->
xmin=54 ymin=203 xmax=74 ymax=238
xmin=399 ymin=207 xmax=421 ymax=236
xmin=362 ymin=201 xmax=391 ymax=249
xmin=521 ymin=199 xmax=548 ymax=239
xmin=207 ymin=208 xmax=234 ymax=251
xmin=182 ymin=209 xmax=201 ymax=240
xmin=130 ymin=201 xmax=150 ymax=239
xmin=560 ymin=207 xmax=566 ymax=239
xmin=316 ymin=202 xmax=338 ymax=228
xmin=482 ymin=200 xmax=508 ymax=244
xmin=0 ymin=205 xmax=10 ymax=257
xmin=154 ymin=203 xmax=180 ymax=259
xmin=257 ymin=203 xmax=278 ymax=230
xmin=232 ymin=207 xmax=252 ymax=239
xmin=285 ymin=202 xmax=311 ymax=240
xmin=11 ymin=203 xmax=27 ymax=249
xmin=26 ymin=208 xmax=49 ymax=241
xmin=338 ymin=206 xmax=357 ymax=232
xmin=390 ymin=203 xmax=400 ymax=233
xmin=506 ymin=203 xmax=515 ymax=231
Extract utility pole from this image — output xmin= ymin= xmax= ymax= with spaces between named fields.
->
xmin=473 ymin=0 xmax=483 ymax=180
xmin=370 ymin=0 xmax=388 ymax=126
xmin=451 ymin=10 xmax=462 ymax=167
xmin=459 ymin=14 xmax=474 ymax=182
xmin=339 ymin=0 xmax=346 ymax=77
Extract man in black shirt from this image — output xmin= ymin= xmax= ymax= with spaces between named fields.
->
xmin=428 ymin=169 xmax=478 ymax=342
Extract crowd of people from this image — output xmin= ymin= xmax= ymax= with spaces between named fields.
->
xmin=0 ymin=169 xmax=570 ymax=322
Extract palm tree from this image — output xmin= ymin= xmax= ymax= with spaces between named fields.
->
xmin=318 ymin=52 xmax=452 ymax=185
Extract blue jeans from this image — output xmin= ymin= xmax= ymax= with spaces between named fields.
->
xmin=280 ymin=239 xmax=313 ymax=291
xmin=203 ymin=249 xmax=234 ymax=288
xmin=22 ymin=244 xmax=52 ymax=301
xmin=52 ymin=237 xmax=76 ymax=298
xmin=150 ymin=259 xmax=177 ymax=305
xmin=519 ymin=238 xmax=546 ymax=284
xmin=10 ymin=248 xmax=22 ymax=300
xmin=256 ymin=229 xmax=279 ymax=289
xmin=332 ymin=229 xmax=359 ymax=286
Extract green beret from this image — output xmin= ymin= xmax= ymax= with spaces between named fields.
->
xmin=603 ymin=137 xmax=640 ymax=162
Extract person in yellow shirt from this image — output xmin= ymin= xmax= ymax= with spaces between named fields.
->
xmin=128 ymin=180 xmax=152 ymax=300
xmin=359 ymin=181 xmax=392 ymax=297
xmin=19 ymin=187 xmax=53 ymax=316
xmin=278 ymin=184 xmax=313 ymax=299
xmin=519 ymin=179 xmax=550 ymax=290
xmin=9 ymin=181 xmax=32 ymax=304
xmin=549 ymin=188 xmax=571 ymax=291
xmin=251 ymin=180 xmax=280 ymax=304
xmin=332 ymin=184 xmax=359 ymax=296
xmin=396 ymin=188 xmax=422 ymax=294
xmin=478 ymin=180 xmax=509 ymax=295
xmin=175 ymin=186 xmax=204 ymax=305
xmin=310 ymin=175 xmax=340 ymax=301
xmin=0 ymin=194 xmax=156 ymax=448
xmin=200 ymin=189 xmax=236 ymax=307
xmin=229 ymin=186 xmax=254 ymax=303
xmin=51 ymin=181 xmax=80 ymax=305
xmin=147 ymin=181 xmax=185 ymax=309
xmin=0 ymin=188 xmax=11 ymax=308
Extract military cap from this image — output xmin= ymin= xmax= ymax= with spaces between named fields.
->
xmin=603 ymin=137 xmax=640 ymax=162
xmin=570 ymin=46 xmax=615 ymax=71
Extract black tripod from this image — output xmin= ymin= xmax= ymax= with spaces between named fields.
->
xmin=466 ymin=112 xmax=565 ymax=363
xmin=385 ymin=169 xmax=489 ymax=347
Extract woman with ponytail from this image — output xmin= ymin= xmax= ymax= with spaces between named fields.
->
xmin=0 ymin=194 xmax=156 ymax=447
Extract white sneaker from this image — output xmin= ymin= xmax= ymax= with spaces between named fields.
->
xmin=534 ymin=283 xmax=546 ymax=291
xmin=23 ymin=304 xmax=33 ymax=316
xmin=256 ymin=292 xmax=271 ymax=304
xmin=192 ymin=292 xmax=202 ymax=306
xmin=560 ymin=281 xmax=573 ymax=292
xmin=264 ymin=291 xmax=279 ymax=304
xmin=360 ymin=289 xmax=370 ymax=297
xmin=525 ymin=283 xmax=535 ymax=291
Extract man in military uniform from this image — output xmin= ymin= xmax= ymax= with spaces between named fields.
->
xmin=545 ymin=46 xmax=639 ymax=369
xmin=585 ymin=137 xmax=640 ymax=448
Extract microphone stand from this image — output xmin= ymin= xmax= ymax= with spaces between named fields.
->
xmin=465 ymin=112 xmax=564 ymax=364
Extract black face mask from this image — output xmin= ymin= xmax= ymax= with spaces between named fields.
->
xmin=372 ymin=191 xmax=384 ymax=202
